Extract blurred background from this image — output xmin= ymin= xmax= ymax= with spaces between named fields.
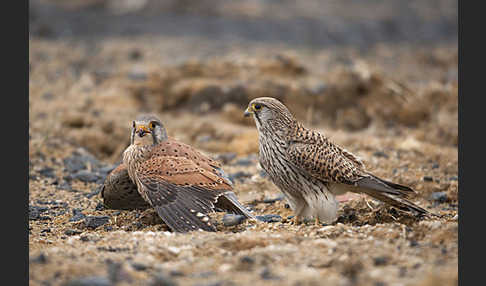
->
xmin=29 ymin=0 xmax=457 ymax=163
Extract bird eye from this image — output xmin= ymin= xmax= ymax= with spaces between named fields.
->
xmin=253 ymin=104 xmax=262 ymax=110
xmin=149 ymin=122 xmax=156 ymax=129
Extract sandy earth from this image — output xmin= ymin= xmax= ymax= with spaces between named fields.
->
xmin=29 ymin=1 xmax=457 ymax=285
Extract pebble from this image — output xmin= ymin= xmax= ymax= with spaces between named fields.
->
xmin=260 ymin=267 xmax=280 ymax=280
xmin=63 ymin=276 xmax=111 ymax=286
xmin=69 ymin=209 xmax=86 ymax=222
xmin=86 ymin=186 xmax=102 ymax=199
xmin=216 ymin=153 xmax=237 ymax=164
xmin=63 ymin=151 xmax=101 ymax=173
xmin=64 ymin=229 xmax=82 ymax=236
xmin=148 ymin=273 xmax=178 ymax=286
xmin=29 ymin=205 xmax=50 ymax=221
xmin=84 ymin=216 xmax=110 ymax=229
xmin=69 ymin=170 xmax=103 ymax=183
xmin=30 ymin=253 xmax=48 ymax=264
xmin=263 ymin=194 xmax=285 ymax=204
xmin=423 ymin=176 xmax=433 ymax=182
xmin=256 ymin=214 xmax=282 ymax=223
xmin=228 ymin=171 xmax=252 ymax=182
xmin=38 ymin=167 xmax=56 ymax=178
xmin=222 ymin=214 xmax=247 ymax=226
xmin=373 ymin=256 xmax=389 ymax=266
xmin=429 ymin=191 xmax=448 ymax=203
xmin=373 ymin=151 xmax=389 ymax=158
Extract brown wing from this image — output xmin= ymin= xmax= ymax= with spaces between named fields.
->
xmin=149 ymin=137 xmax=231 ymax=184
xmin=101 ymin=164 xmax=150 ymax=210
xmin=286 ymin=131 xmax=412 ymax=197
xmin=135 ymin=156 xmax=232 ymax=232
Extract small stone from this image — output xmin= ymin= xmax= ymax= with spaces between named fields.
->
xmin=228 ymin=171 xmax=252 ymax=183
xmin=70 ymin=170 xmax=103 ymax=183
xmin=84 ymin=216 xmax=110 ymax=229
xmin=222 ymin=214 xmax=246 ymax=227
xmin=263 ymin=194 xmax=285 ymax=204
xmin=429 ymin=192 xmax=448 ymax=203
xmin=256 ymin=214 xmax=282 ymax=223
xmin=95 ymin=202 xmax=106 ymax=211
xmin=373 ymin=151 xmax=389 ymax=158
xmin=149 ymin=273 xmax=178 ymax=286
xmin=64 ymin=229 xmax=82 ymax=236
xmin=449 ymin=176 xmax=458 ymax=181
xmin=131 ymin=262 xmax=148 ymax=271
xmin=216 ymin=153 xmax=237 ymax=164
xmin=423 ymin=176 xmax=434 ymax=182
xmin=431 ymin=163 xmax=440 ymax=169
xmin=63 ymin=276 xmax=111 ymax=286
xmin=38 ymin=167 xmax=56 ymax=178
xmin=69 ymin=209 xmax=86 ymax=222
xmin=373 ymin=256 xmax=389 ymax=266
xmin=31 ymin=253 xmax=48 ymax=264
xmin=260 ymin=267 xmax=280 ymax=280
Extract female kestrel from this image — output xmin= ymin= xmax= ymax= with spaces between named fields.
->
xmin=244 ymin=97 xmax=429 ymax=225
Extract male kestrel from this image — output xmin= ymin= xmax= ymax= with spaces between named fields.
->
xmin=244 ymin=97 xmax=429 ymax=224
xmin=120 ymin=114 xmax=254 ymax=232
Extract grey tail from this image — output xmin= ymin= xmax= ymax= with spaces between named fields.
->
xmin=215 ymin=191 xmax=256 ymax=219
xmin=356 ymin=175 xmax=430 ymax=216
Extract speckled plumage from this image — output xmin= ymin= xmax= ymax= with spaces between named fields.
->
xmin=244 ymin=97 xmax=428 ymax=224
xmin=119 ymin=114 xmax=254 ymax=232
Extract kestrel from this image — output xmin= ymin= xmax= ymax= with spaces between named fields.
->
xmin=120 ymin=114 xmax=254 ymax=232
xmin=244 ymin=97 xmax=429 ymax=225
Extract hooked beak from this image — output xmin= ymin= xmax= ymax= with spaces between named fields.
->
xmin=243 ymin=107 xmax=253 ymax=117
xmin=136 ymin=125 xmax=150 ymax=137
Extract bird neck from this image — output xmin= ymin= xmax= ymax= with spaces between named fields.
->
xmin=123 ymin=144 xmax=154 ymax=182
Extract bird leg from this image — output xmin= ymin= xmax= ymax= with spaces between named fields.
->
xmin=315 ymin=217 xmax=321 ymax=226
xmin=291 ymin=215 xmax=302 ymax=225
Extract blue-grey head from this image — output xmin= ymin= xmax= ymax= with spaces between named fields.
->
xmin=130 ymin=114 xmax=168 ymax=146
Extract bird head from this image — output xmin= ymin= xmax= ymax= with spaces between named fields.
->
xmin=130 ymin=114 xmax=168 ymax=146
xmin=244 ymin=97 xmax=295 ymax=130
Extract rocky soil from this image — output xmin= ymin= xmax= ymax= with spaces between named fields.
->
xmin=29 ymin=1 xmax=457 ymax=285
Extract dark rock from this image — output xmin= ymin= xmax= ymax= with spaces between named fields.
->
xmin=56 ymin=182 xmax=72 ymax=191
xmin=222 ymin=214 xmax=246 ymax=227
xmin=64 ymin=229 xmax=82 ymax=236
xmin=263 ymin=194 xmax=285 ymax=204
xmin=42 ymin=92 xmax=54 ymax=100
xmin=38 ymin=167 xmax=56 ymax=178
xmin=256 ymin=214 xmax=282 ymax=223
xmin=423 ymin=176 xmax=433 ymax=182
xmin=69 ymin=209 xmax=86 ymax=222
xmin=131 ymin=262 xmax=148 ymax=271
xmin=31 ymin=253 xmax=48 ymax=264
xmin=259 ymin=170 xmax=268 ymax=178
xmin=41 ymin=228 xmax=51 ymax=233
xmin=129 ymin=49 xmax=143 ymax=61
xmin=70 ymin=170 xmax=103 ymax=183
xmin=149 ymin=273 xmax=178 ymax=286
xmin=86 ymin=186 xmax=102 ymax=199
xmin=373 ymin=151 xmax=389 ymax=158
xmin=429 ymin=192 xmax=448 ymax=203
xmin=169 ymin=270 xmax=184 ymax=277
xmin=63 ymin=150 xmax=101 ymax=173
xmin=216 ymin=153 xmax=237 ymax=164
xmin=29 ymin=205 xmax=49 ymax=220
xmin=107 ymin=261 xmax=132 ymax=284
xmin=373 ymin=256 xmax=389 ymax=266
xmin=233 ymin=158 xmax=254 ymax=166
xmin=449 ymin=176 xmax=458 ymax=181
xmin=228 ymin=171 xmax=252 ymax=183
xmin=431 ymin=163 xmax=440 ymax=169
xmin=98 ymin=164 xmax=117 ymax=175
xmin=95 ymin=202 xmax=106 ymax=211
xmin=84 ymin=216 xmax=110 ymax=229
xmin=63 ymin=276 xmax=111 ymax=286
xmin=260 ymin=267 xmax=280 ymax=280
xmin=127 ymin=72 xmax=147 ymax=81
xmin=104 ymin=225 xmax=113 ymax=231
